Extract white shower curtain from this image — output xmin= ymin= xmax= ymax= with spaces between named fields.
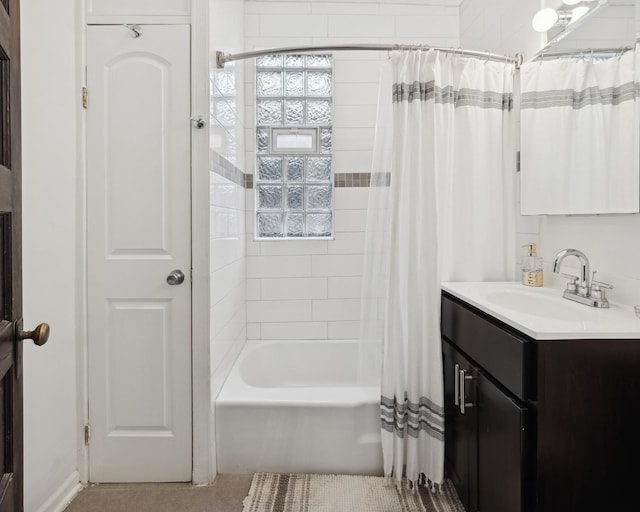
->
xmin=360 ymin=50 xmax=516 ymax=488
xmin=520 ymin=51 xmax=638 ymax=214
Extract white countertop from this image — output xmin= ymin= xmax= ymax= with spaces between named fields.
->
xmin=441 ymin=281 xmax=640 ymax=340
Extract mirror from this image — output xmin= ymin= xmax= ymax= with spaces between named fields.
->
xmin=520 ymin=0 xmax=639 ymax=215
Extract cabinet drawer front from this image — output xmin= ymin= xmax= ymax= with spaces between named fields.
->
xmin=441 ymin=294 xmax=531 ymax=400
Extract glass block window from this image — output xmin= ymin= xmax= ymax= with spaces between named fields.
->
xmin=255 ymin=54 xmax=333 ymax=239
xmin=211 ymin=63 xmax=238 ymax=164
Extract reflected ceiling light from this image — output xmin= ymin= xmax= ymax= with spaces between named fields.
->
xmin=562 ymin=0 xmax=582 ymax=5
xmin=532 ymin=8 xmax=559 ymax=32
xmin=570 ymin=5 xmax=590 ymax=23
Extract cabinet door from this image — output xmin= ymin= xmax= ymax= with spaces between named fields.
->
xmin=443 ymin=340 xmax=478 ymax=512
xmin=477 ymin=373 xmax=529 ymax=512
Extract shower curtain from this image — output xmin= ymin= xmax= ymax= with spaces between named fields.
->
xmin=360 ymin=50 xmax=516 ymax=488
xmin=520 ymin=51 xmax=638 ymax=213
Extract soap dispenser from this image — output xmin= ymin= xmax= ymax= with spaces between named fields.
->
xmin=521 ymin=243 xmax=543 ymax=287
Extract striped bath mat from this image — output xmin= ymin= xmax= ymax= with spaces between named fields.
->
xmin=242 ymin=473 xmax=465 ymax=512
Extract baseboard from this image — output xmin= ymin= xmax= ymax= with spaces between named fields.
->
xmin=35 ymin=470 xmax=83 ymax=512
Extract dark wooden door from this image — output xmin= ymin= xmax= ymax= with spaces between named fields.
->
xmin=477 ymin=371 xmax=529 ymax=512
xmin=0 ymin=0 xmax=23 ymax=510
xmin=0 ymin=2 xmax=48 ymax=511
xmin=444 ymin=339 xmax=529 ymax=512
xmin=443 ymin=340 xmax=478 ymax=512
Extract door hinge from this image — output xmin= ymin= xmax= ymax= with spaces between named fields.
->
xmin=84 ymin=424 xmax=91 ymax=445
xmin=82 ymin=87 xmax=88 ymax=109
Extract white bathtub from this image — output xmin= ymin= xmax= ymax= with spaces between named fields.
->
xmin=215 ymin=339 xmax=383 ymax=475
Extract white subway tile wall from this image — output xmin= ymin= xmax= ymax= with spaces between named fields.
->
xmin=459 ymin=0 xmax=543 ymax=58
xmin=244 ymin=1 xmax=460 ymax=339
xmin=210 ymin=0 xmax=247 ymax=415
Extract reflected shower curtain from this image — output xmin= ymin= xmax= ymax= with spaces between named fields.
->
xmin=360 ymin=50 xmax=516 ymax=487
xmin=520 ymin=51 xmax=638 ymax=213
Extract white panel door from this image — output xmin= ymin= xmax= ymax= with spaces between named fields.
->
xmin=86 ymin=24 xmax=192 ymax=482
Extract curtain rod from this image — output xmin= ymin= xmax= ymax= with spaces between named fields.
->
xmin=530 ymin=45 xmax=635 ymax=62
xmin=215 ymin=45 xmax=524 ymax=69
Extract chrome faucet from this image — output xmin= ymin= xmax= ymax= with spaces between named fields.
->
xmin=552 ymin=249 xmax=590 ymax=295
xmin=552 ymin=248 xmax=612 ymax=308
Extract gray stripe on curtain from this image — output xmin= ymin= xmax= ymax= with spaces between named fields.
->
xmin=521 ymin=81 xmax=637 ymax=109
xmin=381 ymin=394 xmax=445 ymax=441
xmin=392 ymin=81 xmax=513 ymax=110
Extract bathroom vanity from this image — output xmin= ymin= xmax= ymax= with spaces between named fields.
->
xmin=441 ymin=282 xmax=640 ymax=512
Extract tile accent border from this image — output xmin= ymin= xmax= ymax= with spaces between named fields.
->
xmin=333 ymin=172 xmax=390 ymax=187
xmin=211 ymin=151 xmax=245 ymax=187
xmin=211 ymin=154 xmax=387 ymax=189
xmin=334 ymin=172 xmax=370 ymax=187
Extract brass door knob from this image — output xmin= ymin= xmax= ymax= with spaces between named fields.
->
xmin=19 ymin=323 xmax=50 ymax=346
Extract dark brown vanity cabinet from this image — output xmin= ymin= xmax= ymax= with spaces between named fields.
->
xmin=441 ymin=291 xmax=640 ymax=512
xmin=443 ymin=321 xmax=530 ymax=512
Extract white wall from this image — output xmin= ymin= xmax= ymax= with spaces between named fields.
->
xmin=460 ymin=0 xmax=544 ymax=58
xmin=21 ymin=2 xmax=82 ymax=511
xmin=244 ymin=0 xmax=460 ymax=340
xmin=209 ymin=0 xmax=247 ymax=475
xmin=462 ymin=0 xmax=640 ymax=303
xmin=554 ymin=0 xmax=636 ymax=50
xmin=460 ymin=0 xmax=634 ymax=57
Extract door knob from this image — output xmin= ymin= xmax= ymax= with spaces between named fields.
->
xmin=19 ymin=323 xmax=50 ymax=346
xmin=166 ymin=269 xmax=185 ymax=285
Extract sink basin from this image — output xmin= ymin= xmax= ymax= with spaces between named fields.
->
xmin=483 ymin=290 xmax=594 ymax=322
xmin=441 ymin=281 xmax=640 ymax=340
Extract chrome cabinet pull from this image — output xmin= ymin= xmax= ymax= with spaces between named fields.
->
xmin=459 ymin=369 xmax=475 ymax=415
xmin=454 ymin=363 xmax=460 ymax=406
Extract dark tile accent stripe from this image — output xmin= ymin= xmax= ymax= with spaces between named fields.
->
xmin=334 ymin=172 xmax=370 ymax=187
xmin=334 ymin=172 xmax=392 ymax=187
xmin=211 ymin=151 xmax=245 ymax=188
xmin=212 ymin=157 xmax=390 ymax=190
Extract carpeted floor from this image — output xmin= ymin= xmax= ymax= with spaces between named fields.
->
xmin=242 ymin=473 xmax=465 ymax=512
